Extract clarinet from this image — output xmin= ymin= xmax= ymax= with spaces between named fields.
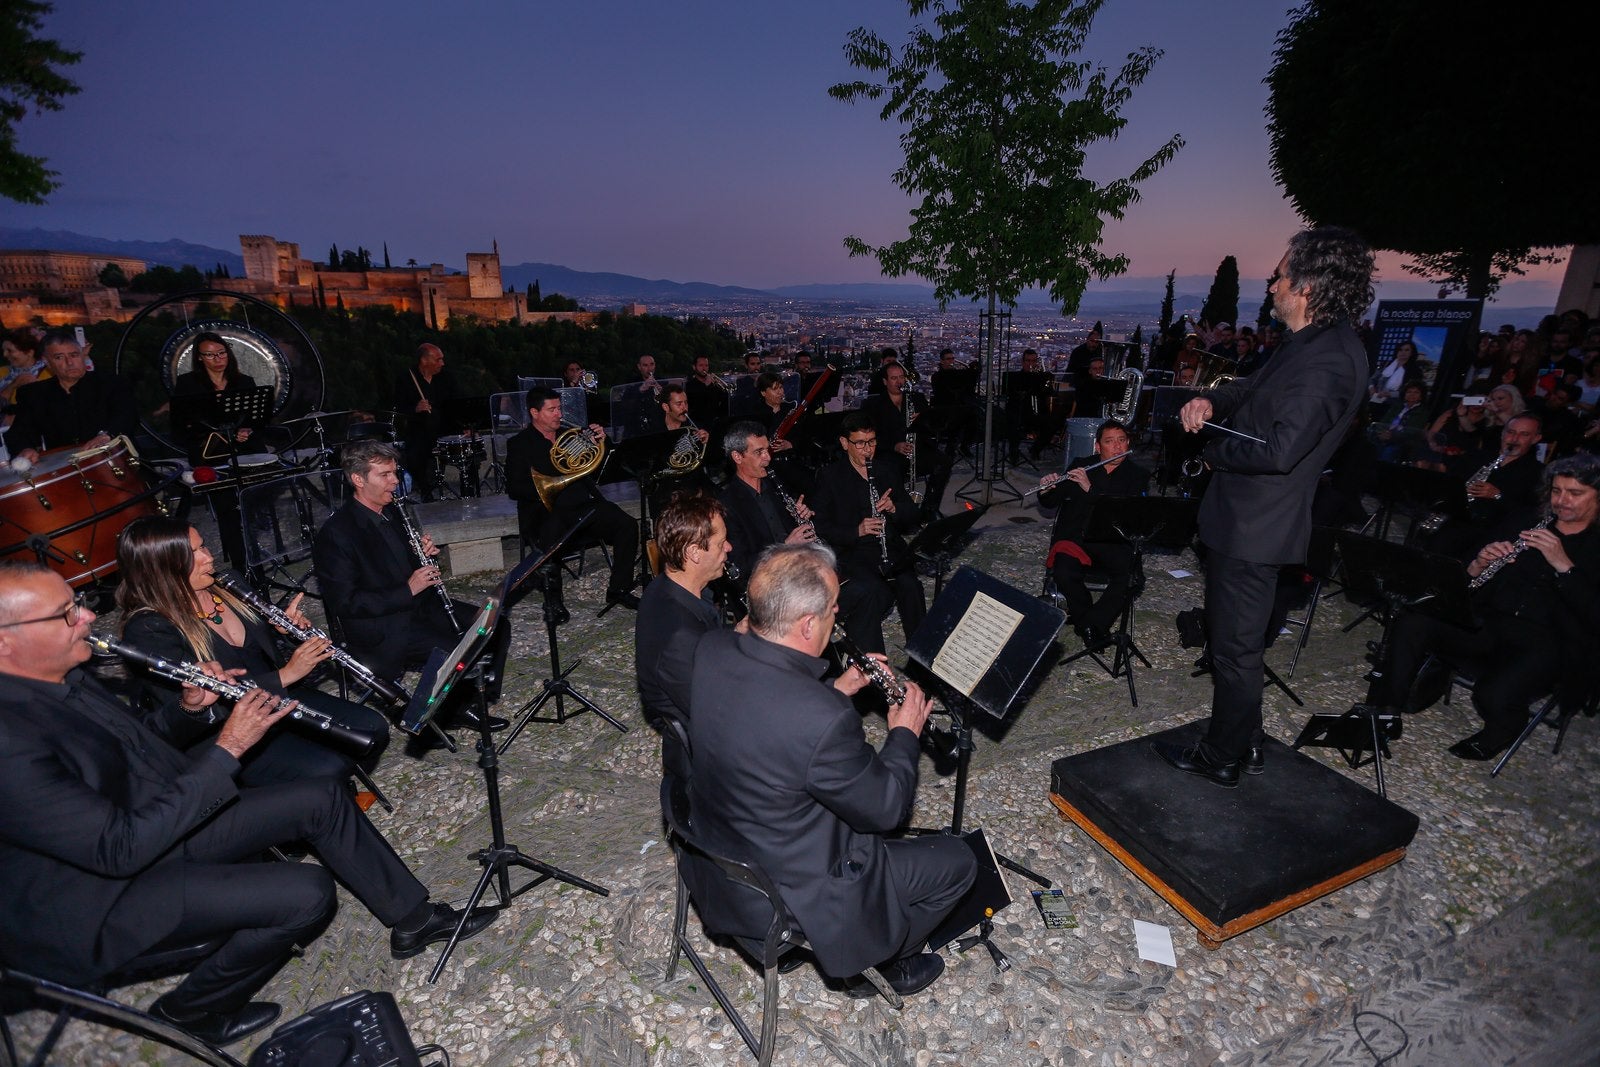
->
xmin=771 ymin=478 xmax=824 ymax=547
xmin=905 ymin=391 xmax=921 ymax=505
xmin=865 ymin=465 xmax=890 ymax=569
xmin=211 ymin=573 xmax=410 ymax=707
xmin=395 ymin=495 xmax=463 ymax=635
xmin=830 ymin=625 xmax=906 ymax=704
xmin=86 ymin=633 xmax=379 ymax=758
xmin=1468 ymin=514 xmax=1554 ymax=590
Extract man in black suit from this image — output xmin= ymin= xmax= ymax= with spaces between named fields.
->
xmin=312 ymin=440 xmax=479 ymax=685
xmin=3 ymin=328 xmax=139 ymax=462
xmin=1037 ymin=420 xmax=1151 ymax=645
xmin=1425 ymin=413 xmax=1546 ymax=562
xmin=393 ymin=343 xmax=455 ymax=501
xmin=688 ymin=543 xmax=974 ymax=997
xmin=1004 ymin=348 xmax=1055 ymax=464
xmin=504 ymin=387 xmax=640 ymax=613
xmin=718 ymin=421 xmax=892 ymax=651
xmin=0 ymin=561 xmax=494 ymax=1046
xmin=1157 ymin=226 xmax=1375 ymax=787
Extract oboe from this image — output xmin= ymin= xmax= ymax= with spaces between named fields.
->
xmin=211 ymin=573 xmax=410 ymax=706
xmin=396 ymin=495 xmax=462 ymax=635
xmin=1468 ymin=514 xmax=1554 ymax=590
xmin=830 ymin=625 xmax=906 ymax=705
xmin=86 ymin=633 xmax=379 ymax=758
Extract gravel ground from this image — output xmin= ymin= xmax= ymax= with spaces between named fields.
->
xmin=9 ymin=465 xmax=1598 ymax=1066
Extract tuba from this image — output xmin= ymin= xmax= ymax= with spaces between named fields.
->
xmin=533 ymin=424 xmax=606 ymax=510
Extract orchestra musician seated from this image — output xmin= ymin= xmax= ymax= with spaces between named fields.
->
xmin=687 ymin=543 xmax=975 ymax=997
xmin=1005 ymin=348 xmax=1055 ymax=464
xmin=810 ymin=412 xmax=927 ymax=653
xmin=1423 ymin=413 xmax=1545 ymax=563
xmin=1037 ymin=420 xmax=1151 ymax=646
xmin=116 ymin=517 xmax=391 ymax=788
xmin=3 ymin=327 xmax=138 ymax=464
xmin=1365 ymin=454 xmax=1600 ymax=760
xmin=0 ymin=561 xmax=496 ymax=1047
xmin=504 ymin=387 xmax=641 ymax=613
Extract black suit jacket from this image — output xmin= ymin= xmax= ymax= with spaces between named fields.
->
xmin=810 ymin=458 xmax=914 ymax=571
xmin=718 ymin=474 xmax=797 ymax=580
xmin=687 ymin=629 xmax=921 ymax=977
xmin=3 ymin=371 xmax=139 ymax=454
xmin=1039 ymin=458 xmax=1151 ymax=544
xmin=1198 ymin=322 xmax=1368 ymax=565
xmin=635 ymin=575 xmax=721 ymax=781
xmin=504 ymin=425 xmax=607 ymax=546
xmin=312 ymin=497 xmax=430 ymax=657
xmin=0 ymin=671 xmax=240 ymax=984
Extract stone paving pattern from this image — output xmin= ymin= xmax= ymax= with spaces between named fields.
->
xmin=11 ymin=471 xmax=1599 ymax=1065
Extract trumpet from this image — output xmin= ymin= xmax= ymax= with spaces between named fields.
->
xmin=212 ymin=573 xmax=409 ymax=706
xmin=86 ymin=632 xmax=380 ymax=758
xmin=830 ymin=625 xmax=906 ymax=705
xmin=396 ymin=495 xmax=462 ymax=635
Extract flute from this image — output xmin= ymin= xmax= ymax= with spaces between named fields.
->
xmin=396 ymin=495 xmax=463 ymax=635
xmin=830 ymin=625 xmax=906 ymax=705
xmin=86 ymin=633 xmax=379 ymax=758
xmin=211 ymin=573 xmax=410 ymax=706
xmin=1019 ymin=453 xmax=1125 ymax=498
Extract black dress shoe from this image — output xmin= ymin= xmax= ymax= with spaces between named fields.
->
xmin=1245 ymin=745 xmax=1265 ymax=775
xmin=391 ymin=901 xmax=499 ymax=960
xmin=1447 ymin=731 xmax=1509 ymax=761
xmin=1074 ymin=624 xmax=1111 ymax=648
xmin=605 ymin=590 xmax=641 ymax=611
xmin=844 ymin=951 xmax=944 ymax=999
xmin=776 ymin=947 xmax=813 ymax=975
xmin=1152 ymin=740 xmax=1241 ymax=788
xmin=149 ymin=997 xmax=281 ymax=1047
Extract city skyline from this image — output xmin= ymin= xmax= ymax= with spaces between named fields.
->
xmin=11 ymin=1 xmax=1568 ymax=305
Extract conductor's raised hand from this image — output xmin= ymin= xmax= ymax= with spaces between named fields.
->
xmin=886 ymin=681 xmax=932 ymax=737
xmin=215 ymin=689 xmax=295 ymax=759
xmin=1179 ymin=396 xmax=1213 ymax=433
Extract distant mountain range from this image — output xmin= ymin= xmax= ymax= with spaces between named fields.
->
xmin=0 ymin=227 xmax=1557 ymax=323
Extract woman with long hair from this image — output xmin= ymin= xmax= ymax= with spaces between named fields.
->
xmin=171 ymin=332 xmax=260 ymax=460
xmin=1484 ymin=383 xmax=1527 ymax=428
xmin=116 ymin=516 xmax=390 ymax=787
xmin=1368 ymin=339 xmax=1419 ymax=404
xmin=1493 ymin=330 xmax=1541 ymax=397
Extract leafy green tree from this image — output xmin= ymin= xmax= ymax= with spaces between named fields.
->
xmin=832 ymin=0 xmax=1180 ymax=498
xmin=1158 ymin=268 xmax=1175 ymax=339
xmin=0 ymin=1 xmax=81 ymax=204
xmin=97 ymin=262 xmax=127 ymax=288
xmin=1266 ymin=0 xmax=1597 ymax=299
xmin=1199 ymin=255 xmax=1239 ymax=329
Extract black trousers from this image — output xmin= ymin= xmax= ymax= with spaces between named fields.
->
xmin=1200 ymin=550 xmax=1278 ymax=761
xmin=538 ymin=490 xmax=640 ymax=598
xmin=839 ymin=556 xmax=926 ymax=651
xmin=225 ymin=690 xmax=391 ymax=787
xmin=837 ymin=575 xmax=896 ymax=656
xmin=354 ymin=597 xmax=479 ymax=685
xmin=1052 ymin=541 xmax=1137 ymax=632
xmin=1369 ymin=612 xmax=1559 ymax=748
xmin=402 ymin=432 xmax=438 ymax=501
xmin=883 ymin=835 xmax=978 ymax=963
xmin=129 ymin=777 xmax=428 ymax=1013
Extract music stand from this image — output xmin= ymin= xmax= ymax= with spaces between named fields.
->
xmin=1291 ymin=534 xmax=1473 ymax=797
xmin=497 ymin=512 xmax=629 ymax=753
xmin=1370 ymin=462 xmax=1464 ymax=543
xmin=898 ymin=503 xmax=986 ymax=599
xmin=903 ymin=566 xmax=1064 ymax=968
xmin=600 ymin=431 xmax=684 ymax=591
xmin=404 ymin=593 xmax=609 ymax=984
xmin=1058 ymin=496 xmax=1199 ymax=706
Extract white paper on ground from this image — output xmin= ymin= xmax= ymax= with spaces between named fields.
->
xmin=1168 ymin=569 xmax=1193 ymax=578
xmin=1133 ymin=919 xmax=1177 ymax=966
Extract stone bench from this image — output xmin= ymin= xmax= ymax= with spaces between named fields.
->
xmin=413 ymin=491 xmax=639 ymax=577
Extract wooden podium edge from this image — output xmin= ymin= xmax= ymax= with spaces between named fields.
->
xmin=1048 ymin=791 xmax=1407 ymax=948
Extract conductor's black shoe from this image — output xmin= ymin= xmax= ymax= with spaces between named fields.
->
xmin=1447 ymin=731 xmax=1508 ymax=762
xmin=455 ymin=707 xmax=508 ymax=732
xmin=390 ymin=902 xmax=499 ymax=960
xmin=1075 ymin=625 xmax=1111 ymax=648
xmin=605 ymin=590 xmax=641 ymax=611
xmin=150 ymin=996 xmax=281 ymax=1047
xmin=845 ymin=952 xmax=945 ymax=999
xmin=1245 ymin=745 xmax=1265 ymax=775
xmin=1153 ymin=741 xmax=1241 ymax=788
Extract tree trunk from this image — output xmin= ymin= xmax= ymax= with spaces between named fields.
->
xmin=1464 ymin=249 xmax=1493 ymax=301
xmin=981 ymin=287 xmax=999 ymax=506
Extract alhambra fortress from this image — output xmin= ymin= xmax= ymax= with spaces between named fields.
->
xmin=0 ymin=236 xmax=640 ymax=327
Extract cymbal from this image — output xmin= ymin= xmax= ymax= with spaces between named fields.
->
xmin=279 ymin=409 xmax=353 ymax=427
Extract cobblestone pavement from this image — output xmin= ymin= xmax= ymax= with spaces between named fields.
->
xmin=11 ymin=469 xmax=1598 ymax=1066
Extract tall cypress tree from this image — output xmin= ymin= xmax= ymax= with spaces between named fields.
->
xmin=1199 ymin=256 xmax=1239 ymax=328
xmin=1157 ymin=269 xmax=1175 ymax=339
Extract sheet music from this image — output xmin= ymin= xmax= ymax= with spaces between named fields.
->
xmin=931 ymin=591 xmax=1023 ymax=696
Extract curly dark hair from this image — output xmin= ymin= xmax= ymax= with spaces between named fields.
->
xmin=1284 ymin=226 xmax=1376 ymax=326
xmin=1544 ymin=452 xmax=1600 ymax=497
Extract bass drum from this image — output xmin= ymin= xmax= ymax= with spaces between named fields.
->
xmin=0 ymin=438 xmax=170 ymax=586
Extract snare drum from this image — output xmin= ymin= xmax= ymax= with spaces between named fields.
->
xmin=0 ymin=437 xmax=159 ymax=586
xmin=434 ymin=434 xmax=486 ymax=469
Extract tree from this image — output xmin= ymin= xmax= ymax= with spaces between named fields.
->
xmin=1266 ymin=1 xmax=1598 ymax=299
xmin=1157 ymin=269 xmax=1175 ymax=339
xmin=530 ymin=279 xmax=542 ymax=306
xmin=382 ymin=242 xmax=391 ymax=269
xmin=832 ymin=0 xmax=1180 ymax=497
xmin=98 ymin=262 xmax=127 ymax=288
xmin=0 ymin=2 xmax=81 ymax=204
xmin=1199 ymin=255 xmax=1239 ymax=328
xmin=327 ymin=244 xmax=339 ymax=271
xmin=1256 ymin=277 xmax=1276 ymax=329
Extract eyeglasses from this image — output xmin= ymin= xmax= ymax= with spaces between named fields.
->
xmin=0 ymin=591 xmax=88 ymax=630
xmin=846 ymin=437 xmax=876 ymax=448
xmin=198 ymin=348 xmax=229 ymax=360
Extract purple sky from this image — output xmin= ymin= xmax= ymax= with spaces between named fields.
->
xmin=10 ymin=1 xmax=1566 ymax=303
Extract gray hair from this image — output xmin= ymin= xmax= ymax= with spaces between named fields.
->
xmin=0 ymin=560 xmax=54 ymax=626
xmin=722 ymin=420 xmax=769 ymax=458
xmin=341 ymin=439 xmax=402 ymax=482
xmin=747 ymin=543 xmax=838 ymax=638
